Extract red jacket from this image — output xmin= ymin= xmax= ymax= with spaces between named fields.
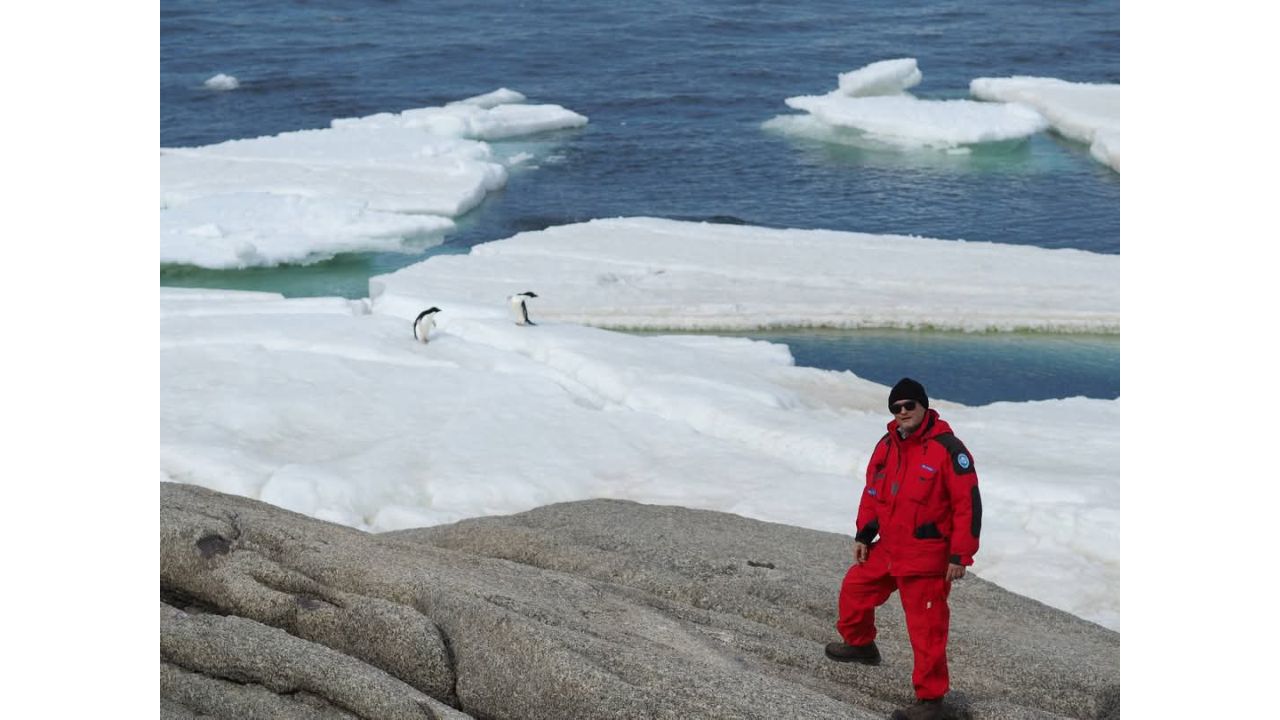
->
xmin=854 ymin=409 xmax=982 ymax=576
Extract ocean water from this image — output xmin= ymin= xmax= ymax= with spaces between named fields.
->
xmin=700 ymin=329 xmax=1119 ymax=406
xmin=160 ymin=0 xmax=1120 ymax=402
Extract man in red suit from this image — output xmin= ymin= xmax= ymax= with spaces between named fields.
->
xmin=825 ymin=378 xmax=982 ymax=720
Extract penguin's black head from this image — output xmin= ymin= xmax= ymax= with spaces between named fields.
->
xmin=414 ymin=308 xmax=440 ymax=324
xmin=522 ymin=291 xmax=538 ymax=298
xmin=425 ymin=306 xmax=441 ymax=314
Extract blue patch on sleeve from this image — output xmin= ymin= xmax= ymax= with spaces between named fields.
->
xmin=958 ymin=453 xmax=971 ymax=470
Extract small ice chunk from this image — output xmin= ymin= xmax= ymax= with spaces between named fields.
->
xmin=204 ymin=73 xmax=240 ymax=91
xmin=449 ymin=88 xmax=528 ymax=108
xmin=837 ymin=58 xmax=922 ymax=97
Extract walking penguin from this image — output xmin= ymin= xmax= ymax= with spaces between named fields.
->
xmin=508 ymin=291 xmax=538 ymax=326
xmin=413 ymin=307 xmax=441 ymax=343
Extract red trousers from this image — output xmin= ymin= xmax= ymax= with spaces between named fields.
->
xmin=837 ymin=549 xmax=952 ymax=700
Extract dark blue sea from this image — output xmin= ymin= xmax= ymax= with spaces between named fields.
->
xmin=160 ymin=0 xmax=1120 ymax=405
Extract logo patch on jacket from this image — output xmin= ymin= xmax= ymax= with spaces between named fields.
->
xmin=921 ymin=463 xmax=936 ymax=473
xmin=867 ymin=488 xmax=877 ymax=496
xmin=957 ymin=453 xmax=971 ymax=470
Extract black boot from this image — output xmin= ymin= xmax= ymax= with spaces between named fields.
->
xmin=889 ymin=698 xmax=943 ymax=720
xmin=824 ymin=640 xmax=881 ymax=665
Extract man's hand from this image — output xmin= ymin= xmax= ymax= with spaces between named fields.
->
xmin=853 ymin=541 xmax=869 ymax=565
xmin=945 ymin=563 xmax=966 ymax=582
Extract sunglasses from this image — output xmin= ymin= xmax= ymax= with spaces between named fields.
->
xmin=890 ymin=400 xmax=918 ymax=414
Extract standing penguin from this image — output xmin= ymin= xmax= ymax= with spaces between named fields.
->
xmin=413 ymin=307 xmax=441 ymax=343
xmin=507 ymin=291 xmax=538 ymax=326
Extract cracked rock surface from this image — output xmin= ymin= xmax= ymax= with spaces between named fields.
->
xmin=160 ymin=483 xmax=1119 ymax=719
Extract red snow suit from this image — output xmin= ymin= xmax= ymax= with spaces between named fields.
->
xmin=837 ymin=409 xmax=982 ymax=700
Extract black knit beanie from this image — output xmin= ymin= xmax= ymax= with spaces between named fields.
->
xmin=888 ymin=377 xmax=929 ymax=410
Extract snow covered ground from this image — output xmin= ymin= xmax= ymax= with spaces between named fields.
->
xmin=161 ymin=219 xmax=1120 ymax=630
xmin=159 ymin=90 xmax=587 ymax=268
xmin=971 ymin=76 xmax=1120 ymax=172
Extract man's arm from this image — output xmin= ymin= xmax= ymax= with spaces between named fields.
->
xmin=851 ymin=436 xmax=889 ymax=563
xmin=938 ymin=434 xmax=981 ymax=568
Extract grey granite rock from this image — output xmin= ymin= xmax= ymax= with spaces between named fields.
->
xmin=161 ymin=660 xmax=361 ymax=720
xmin=160 ymin=602 xmax=451 ymax=720
xmin=160 ymin=483 xmax=1118 ymax=719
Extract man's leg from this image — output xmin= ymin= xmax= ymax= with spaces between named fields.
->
xmin=897 ymin=573 xmax=952 ymax=700
xmin=836 ymin=549 xmax=896 ymax=645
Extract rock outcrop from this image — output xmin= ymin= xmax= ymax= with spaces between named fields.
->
xmin=160 ymin=483 xmax=1119 ymax=719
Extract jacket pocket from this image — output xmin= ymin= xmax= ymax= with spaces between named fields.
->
xmin=913 ymin=521 xmax=944 ymax=540
xmin=868 ymin=470 xmax=889 ymax=506
xmin=902 ymin=466 xmax=940 ymax=504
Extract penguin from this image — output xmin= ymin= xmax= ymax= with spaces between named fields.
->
xmin=507 ymin=291 xmax=538 ymax=326
xmin=413 ymin=307 xmax=441 ymax=343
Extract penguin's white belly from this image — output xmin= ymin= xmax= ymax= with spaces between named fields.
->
xmin=414 ymin=317 xmax=434 ymax=342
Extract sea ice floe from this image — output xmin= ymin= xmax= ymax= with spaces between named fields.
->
xmin=782 ymin=94 xmax=1048 ymax=148
xmin=160 ymin=193 xmax=456 ymax=268
xmin=160 ymin=285 xmax=1119 ymax=630
xmin=370 ymin=217 xmax=1119 ymax=334
xmin=159 ymin=90 xmax=588 ymax=269
xmin=766 ymin=58 xmax=1048 ymax=150
xmin=970 ymin=76 xmax=1120 ymax=172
